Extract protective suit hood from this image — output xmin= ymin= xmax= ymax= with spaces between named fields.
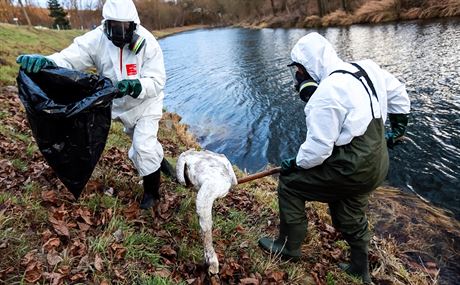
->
xmin=290 ymin=32 xmax=343 ymax=82
xmin=102 ymin=0 xmax=140 ymax=24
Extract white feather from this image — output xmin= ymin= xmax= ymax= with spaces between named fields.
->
xmin=176 ymin=149 xmax=237 ymax=274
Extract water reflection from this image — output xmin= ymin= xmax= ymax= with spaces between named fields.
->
xmin=160 ymin=18 xmax=460 ymax=218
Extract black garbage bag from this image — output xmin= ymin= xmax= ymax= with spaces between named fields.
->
xmin=17 ymin=67 xmax=119 ymax=198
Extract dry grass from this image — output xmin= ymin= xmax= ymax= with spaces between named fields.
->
xmin=419 ymin=0 xmax=460 ymax=18
xmin=269 ymin=0 xmax=459 ymax=29
xmin=353 ymin=0 xmax=459 ymax=23
xmin=321 ymin=10 xmax=354 ymax=26
xmin=303 ymin=15 xmax=322 ymax=27
xmin=159 ymin=112 xmax=200 ymax=155
xmin=354 ymin=0 xmax=402 ymax=23
xmin=370 ymin=187 xmax=460 ymax=284
xmin=370 ymin=236 xmax=435 ymax=284
xmin=400 ymin=7 xmax=423 ymax=20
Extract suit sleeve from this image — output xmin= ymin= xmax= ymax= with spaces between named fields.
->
xmin=382 ymin=69 xmax=410 ymax=114
xmin=296 ymin=87 xmax=347 ymax=169
xmin=136 ymin=37 xmax=166 ymax=100
xmin=47 ymin=29 xmax=100 ymax=71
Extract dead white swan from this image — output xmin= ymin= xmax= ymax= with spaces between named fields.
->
xmin=176 ymin=149 xmax=237 ymax=274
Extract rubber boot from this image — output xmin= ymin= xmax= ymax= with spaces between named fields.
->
xmin=160 ymin=158 xmax=177 ymax=181
xmin=258 ymin=222 xmax=306 ymax=261
xmin=140 ymin=169 xmax=160 ymax=209
xmin=339 ymin=246 xmax=372 ymax=284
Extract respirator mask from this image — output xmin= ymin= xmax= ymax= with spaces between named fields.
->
xmin=104 ymin=20 xmax=146 ymax=54
xmin=288 ymin=62 xmax=318 ymax=103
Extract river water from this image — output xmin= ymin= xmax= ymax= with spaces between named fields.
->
xmin=160 ymin=18 xmax=460 ymax=218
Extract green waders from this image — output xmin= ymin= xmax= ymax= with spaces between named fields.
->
xmin=259 ymin=117 xmax=389 ymax=283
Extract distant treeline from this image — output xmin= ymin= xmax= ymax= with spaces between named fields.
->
xmin=1 ymin=0 xmax=459 ymax=30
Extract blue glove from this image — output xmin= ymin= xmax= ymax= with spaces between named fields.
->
xmin=116 ymin=79 xmax=142 ymax=98
xmin=16 ymin=54 xmax=56 ymax=73
xmin=385 ymin=131 xmax=396 ymax=149
xmin=386 ymin=113 xmax=409 ymax=149
xmin=281 ymin=157 xmax=297 ymax=175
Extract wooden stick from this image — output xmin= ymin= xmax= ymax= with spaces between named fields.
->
xmin=237 ymin=167 xmax=282 ymax=185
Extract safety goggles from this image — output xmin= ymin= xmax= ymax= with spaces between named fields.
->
xmin=105 ymin=20 xmax=136 ymax=41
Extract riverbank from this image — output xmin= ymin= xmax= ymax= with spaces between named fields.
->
xmin=1 ymin=23 xmax=459 ymax=284
xmin=236 ymin=0 xmax=460 ymax=29
xmin=153 ymin=24 xmax=209 ymax=39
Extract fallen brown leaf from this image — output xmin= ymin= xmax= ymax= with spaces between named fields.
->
xmin=41 ymin=190 xmax=58 ymax=204
xmin=24 ymin=261 xmax=43 ymax=283
xmin=239 ymin=277 xmax=259 ymax=285
xmin=42 ymin=272 xmax=64 ymax=285
xmin=57 ymin=265 xmax=70 ymax=275
xmin=77 ymin=222 xmax=90 ymax=232
xmin=86 ymin=180 xmax=104 ymax=193
xmin=123 ymin=203 xmax=139 ymax=220
xmin=70 ymin=272 xmax=85 ymax=281
xmin=21 ymin=250 xmax=37 ymax=266
xmin=43 ymin=237 xmax=61 ymax=252
xmin=110 ymin=243 xmax=127 ymax=260
xmin=48 ymin=216 xmax=70 ymax=238
xmin=77 ymin=208 xmax=93 ymax=225
xmin=266 ymin=271 xmax=287 ymax=282
xmin=94 ymin=254 xmax=103 ymax=272
xmin=160 ymin=245 xmax=177 ymax=259
xmin=70 ymin=239 xmax=87 ymax=256
xmin=47 ymin=250 xmax=63 ymax=266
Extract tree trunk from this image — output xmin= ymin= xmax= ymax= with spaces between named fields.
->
xmin=281 ymin=0 xmax=288 ymax=12
xmin=317 ymin=0 xmax=327 ymax=17
xmin=270 ymin=0 xmax=276 ymax=16
xmin=17 ymin=0 xmax=31 ymax=26
xmin=342 ymin=0 xmax=348 ymax=12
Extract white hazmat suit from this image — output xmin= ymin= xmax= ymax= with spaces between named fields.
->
xmin=290 ymin=32 xmax=410 ymax=169
xmin=47 ymin=0 xmax=166 ymax=177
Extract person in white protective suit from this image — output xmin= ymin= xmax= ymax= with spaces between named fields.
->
xmin=258 ymin=33 xmax=410 ymax=284
xmin=16 ymin=0 xmax=172 ymax=209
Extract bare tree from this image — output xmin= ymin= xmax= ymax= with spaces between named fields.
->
xmin=317 ymin=0 xmax=326 ymax=17
xmin=342 ymin=0 xmax=348 ymax=12
xmin=269 ymin=0 xmax=276 ymax=16
xmin=17 ymin=0 xmax=32 ymax=25
xmin=280 ymin=0 xmax=289 ymax=14
xmin=0 ymin=0 xmax=15 ymax=22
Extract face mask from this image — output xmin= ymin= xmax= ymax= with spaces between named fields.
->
xmin=288 ymin=62 xmax=318 ymax=103
xmin=104 ymin=20 xmax=146 ymax=54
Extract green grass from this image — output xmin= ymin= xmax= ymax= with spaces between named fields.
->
xmin=81 ymin=193 xmax=120 ymax=212
xmin=124 ymin=230 xmax=161 ymax=264
xmin=106 ymin=121 xmax=131 ymax=149
xmin=0 ymin=23 xmax=85 ymax=86
xmin=25 ymin=142 xmax=38 ymax=157
xmin=11 ymin=158 xmax=28 ymax=172
xmin=0 ymin=124 xmax=31 ymax=144
xmin=139 ymin=275 xmax=186 ymax=285
xmin=327 ymin=272 xmax=337 ymax=285
xmin=0 ymin=192 xmax=19 ymax=204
